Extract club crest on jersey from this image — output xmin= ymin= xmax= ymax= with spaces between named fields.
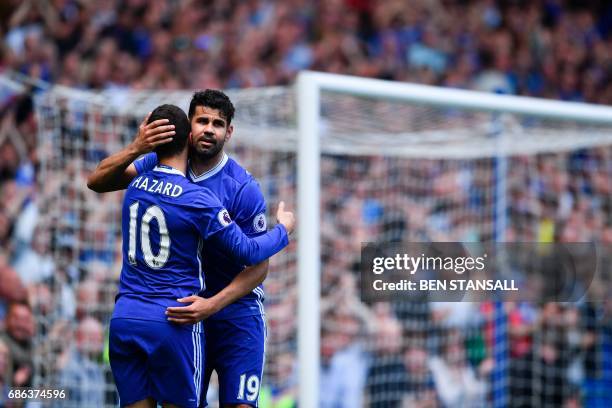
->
xmin=218 ymin=209 xmax=232 ymax=227
xmin=253 ymin=213 xmax=267 ymax=232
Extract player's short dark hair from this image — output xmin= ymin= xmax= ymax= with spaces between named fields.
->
xmin=148 ymin=104 xmax=190 ymax=158
xmin=188 ymin=89 xmax=235 ymax=125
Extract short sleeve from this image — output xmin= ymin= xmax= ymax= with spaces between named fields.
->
xmin=134 ymin=153 xmax=159 ymax=174
xmin=231 ymin=179 xmax=267 ymax=236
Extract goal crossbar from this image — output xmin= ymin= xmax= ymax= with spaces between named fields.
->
xmin=295 ymin=70 xmax=612 ymax=408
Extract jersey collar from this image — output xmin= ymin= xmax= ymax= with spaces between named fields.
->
xmin=189 ymin=153 xmax=228 ymax=182
xmin=153 ymin=165 xmax=186 ymax=177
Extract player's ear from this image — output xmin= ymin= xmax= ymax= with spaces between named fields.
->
xmin=188 ymin=131 xmax=193 ymax=144
xmin=225 ymin=124 xmax=233 ymax=142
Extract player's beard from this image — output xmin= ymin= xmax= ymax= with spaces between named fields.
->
xmin=193 ymin=136 xmax=225 ymax=161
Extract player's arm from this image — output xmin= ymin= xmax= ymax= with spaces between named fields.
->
xmin=167 ymin=180 xmax=271 ymax=323
xmin=202 ymin=179 xmax=271 ymax=309
xmin=86 ymin=114 xmax=174 ymax=192
xmin=210 ymin=201 xmax=294 ymax=266
xmin=166 ymin=201 xmax=291 ymax=325
xmin=219 ymin=259 xmax=269 ymax=303
xmin=166 ymin=260 xmax=268 ymax=324
xmin=228 ymin=260 xmax=269 ymax=300
xmin=210 ymin=178 xmax=271 ymax=301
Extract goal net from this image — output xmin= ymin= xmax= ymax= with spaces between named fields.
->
xmin=26 ymin=73 xmax=612 ymax=407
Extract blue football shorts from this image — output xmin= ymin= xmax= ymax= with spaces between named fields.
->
xmin=109 ymin=318 xmax=205 ymax=407
xmin=202 ymin=315 xmax=266 ymax=407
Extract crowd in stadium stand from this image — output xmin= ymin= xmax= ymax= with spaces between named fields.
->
xmin=0 ymin=0 xmax=611 ymax=407
xmin=1 ymin=0 xmax=612 ymax=102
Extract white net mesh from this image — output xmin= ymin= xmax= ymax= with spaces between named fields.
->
xmin=30 ymin=83 xmax=612 ymax=407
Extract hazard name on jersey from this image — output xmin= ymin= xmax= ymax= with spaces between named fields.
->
xmin=131 ymin=175 xmax=183 ymax=197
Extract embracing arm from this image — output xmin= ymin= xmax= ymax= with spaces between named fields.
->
xmin=86 ymin=114 xmax=174 ymax=192
xmin=86 ymin=149 xmax=140 ymax=193
xmin=166 ymin=202 xmax=292 ymax=325
xmin=166 ymin=260 xmax=269 ymax=324
xmin=166 ymin=184 xmax=281 ymax=324
xmin=209 ymin=260 xmax=269 ymax=311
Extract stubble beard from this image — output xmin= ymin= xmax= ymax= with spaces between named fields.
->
xmin=192 ymin=138 xmax=225 ymax=163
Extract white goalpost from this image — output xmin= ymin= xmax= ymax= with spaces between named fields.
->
xmin=296 ymin=71 xmax=612 ymax=408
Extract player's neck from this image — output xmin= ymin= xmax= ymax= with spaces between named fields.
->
xmin=189 ymin=150 xmax=225 ymax=176
xmin=158 ymin=152 xmax=188 ymax=176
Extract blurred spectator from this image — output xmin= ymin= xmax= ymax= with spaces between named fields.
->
xmin=507 ymin=301 xmax=538 ymax=407
xmin=366 ymin=304 xmax=405 ymax=408
xmin=527 ymin=303 xmax=575 ymax=407
xmin=12 ymin=224 xmax=54 ymax=285
xmin=57 ymin=316 xmax=105 ymax=407
xmin=75 ymin=279 xmax=102 ymax=321
xmin=0 ymin=338 xmax=10 ymax=403
xmin=401 ymin=345 xmax=437 ymax=408
xmin=0 ymin=253 xmax=27 ymax=306
xmin=258 ymin=350 xmax=297 ymax=408
xmin=428 ymin=338 xmax=491 ymax=407
xmin=320 ymin=307 xmax=369 ymax=408
xmin=0 ymin=302 xmax=34 ymax=388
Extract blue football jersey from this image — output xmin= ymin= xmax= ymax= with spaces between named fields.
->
xmin=113 ymin=164 xmax=288 ymax=327
xmin=134 ymin=153 xmax=270 ymax=320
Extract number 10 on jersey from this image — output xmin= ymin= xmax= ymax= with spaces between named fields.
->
xmin=128 ymin=202 xmax=171 ymax=269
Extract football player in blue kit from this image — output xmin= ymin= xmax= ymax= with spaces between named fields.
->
xmin=87 ymin=90 xmax=282 ymax=407
xmin=107 ymin=104 xmax=295 ymax=408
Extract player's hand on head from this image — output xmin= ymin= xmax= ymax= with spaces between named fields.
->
xmin=131 ymin=112 xmax=176 ymax=154
xmin=276 ymin=201 xmax=295 ymax=234
xmin=165 ymin=295 xmax=219 ymax=324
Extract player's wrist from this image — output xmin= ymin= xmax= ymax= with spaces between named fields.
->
xmin=209 ymin=298 xmax=223 ymax=315
xmin=278 ymin=222 xmax=291 ymax=236
xmin=127 ymin=140 xmax=146 ymax=157
xmin=209 ymin=288 xmax=233 ymax=316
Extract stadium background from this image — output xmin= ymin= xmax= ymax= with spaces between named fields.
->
xmin=0 ymin=0 xmax=611 ymax=407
